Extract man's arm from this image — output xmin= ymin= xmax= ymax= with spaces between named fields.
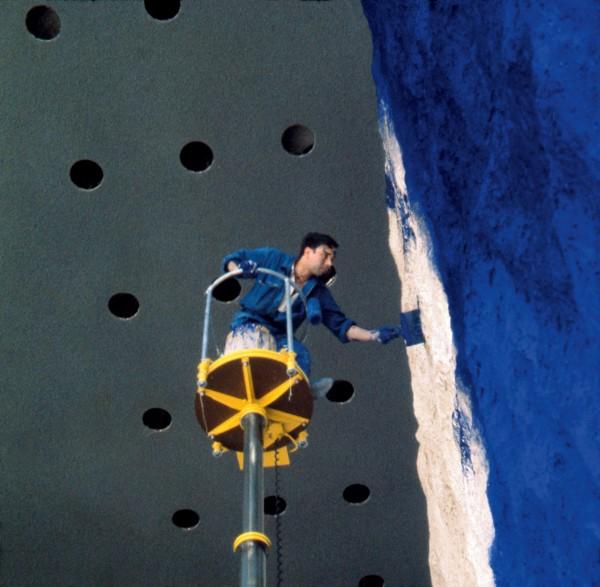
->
xmin=346 ymin=324 xmax=378 ymax=342
xmin=226 ymin=258 xmax=259 ymax=279
xmin=348 ymin=324 xmax=402 ymax=344
xmin=221 ymin=247 xmax=277 ymax=275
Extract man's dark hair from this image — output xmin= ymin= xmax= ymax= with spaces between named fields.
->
xmin=299 ymin=232 xmax=339 ymax=256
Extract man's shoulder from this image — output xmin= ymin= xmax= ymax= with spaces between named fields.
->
xmin=253 ymin=246 xmax=286 ymax=255
xmin=255 ymin=247 xmax=294 ymax=269
xmin=222 ymin=246 xmax=294 ymax=272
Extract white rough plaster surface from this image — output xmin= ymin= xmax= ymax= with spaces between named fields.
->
xmin=380 ymin=108 xmax=495 ymax=587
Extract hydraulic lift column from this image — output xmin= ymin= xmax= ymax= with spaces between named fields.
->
xmin=239 ymin=412 xmax=267 ymax=587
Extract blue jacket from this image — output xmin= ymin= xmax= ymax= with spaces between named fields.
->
xmin=221 ymin=247 xmax=355 ymax=342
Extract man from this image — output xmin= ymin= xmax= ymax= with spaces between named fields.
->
xmin=221 ymin=233 xmax=401 ymax=397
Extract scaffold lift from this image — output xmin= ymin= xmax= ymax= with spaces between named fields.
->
xmin=195 ymin=268 xmax=313 ymax=587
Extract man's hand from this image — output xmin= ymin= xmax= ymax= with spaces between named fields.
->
xmin=375 ymin=326 xmax=402 ymax=344
xmin=238 ymin=259 xmax=258 ymax=278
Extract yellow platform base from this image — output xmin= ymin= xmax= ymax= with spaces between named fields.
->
xmin=196 ymin=348 xmax=313 ymax=467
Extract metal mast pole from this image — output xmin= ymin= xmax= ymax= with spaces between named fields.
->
xmin=202 ymin=268 xmax=305 ymax=586
xmin=239 ymin=412 xmax=266 ymax=587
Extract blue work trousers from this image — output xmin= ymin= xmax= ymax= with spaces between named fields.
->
xmin=272 ymin=333 xmax=311 ymax=378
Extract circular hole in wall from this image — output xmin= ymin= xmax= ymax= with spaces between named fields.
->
xmin=70 ymin=160 xmax=104 ymax=190
xmin=343 ymin=484 xmax=371 ymax=505
xmin=212 ymin=278 xmax=241 ymax=303
xmin=172 ymin=509 xmax=199 ymax=530
xmin=326 ymin=380 xmax=354 ymax=403
xmin=358 ymin=575 xmax=385 ymax=587
xmin=264 ymin=496 xmax=287 ymax=516
xmin=180 ymin=142 xmax=214 ymax=172
xmin=108 ymin=293 xmax=140 ymax=319
xmin=144 ymin=0 xmax=180 ymax=20
xmin=26 ymin=5 xmax=61 ymax=40
xmin=281 ymin=124 xmax=315 ymax=156
xmin=143 ymin=408 xmax=172 ymax=431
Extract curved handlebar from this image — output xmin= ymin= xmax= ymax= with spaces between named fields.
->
xmin=200 ymin=268 xmax=308 ymax=367
xmin=206 ymin=267 xmax=307 ymax=303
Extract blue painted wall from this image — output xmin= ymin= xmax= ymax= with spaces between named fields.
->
xmin=361 ymin=1 xmax=600 ymax=585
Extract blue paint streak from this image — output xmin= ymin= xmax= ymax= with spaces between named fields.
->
xmin=362 ymin=1 xmax=600 ymax=585
xmin=385 ymin=172 xmax=415 ymax=245
xmin=452 ymin=400 xmax=473 ymax=474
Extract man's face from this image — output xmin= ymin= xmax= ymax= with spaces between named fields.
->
xmin=305 ymin=245 xmax=336 ymax=277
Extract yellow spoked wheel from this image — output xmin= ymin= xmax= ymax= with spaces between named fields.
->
xmin=195 ymin=349 xmax=313 ymax=460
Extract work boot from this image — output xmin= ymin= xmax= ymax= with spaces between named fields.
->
xmin=310 ymin=377 xmax=334 ymax=399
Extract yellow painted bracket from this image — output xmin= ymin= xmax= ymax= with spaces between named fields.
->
xmin=211 ymin=441 xmax=228 ymax=457
xmin=286 ymin=351 xmax=297 ymax=375
xmin=196 ymin=358 xmax=212 ymax=389
xmin=239 ymin=421 xmax=307 ymax=468
xmin=236 ymin=445 xmax=290 ymax=470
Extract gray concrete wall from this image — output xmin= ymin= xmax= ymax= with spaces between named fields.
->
xmin=1 ymin=2 xmax=430 ymax=585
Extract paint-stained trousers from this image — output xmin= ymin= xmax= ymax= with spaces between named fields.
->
xmin=224 ymin=323 xmax=312 ymax=377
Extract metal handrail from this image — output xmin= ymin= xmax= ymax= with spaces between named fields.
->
xmin=201 ymin=268 xmax=308 ymax=364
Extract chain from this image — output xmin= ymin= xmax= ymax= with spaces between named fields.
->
xmin=274 ymin=446 xmax=283 ymax=587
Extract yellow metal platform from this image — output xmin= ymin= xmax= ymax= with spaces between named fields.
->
xmin=196 ymin=349 xmax=313 ymax=467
